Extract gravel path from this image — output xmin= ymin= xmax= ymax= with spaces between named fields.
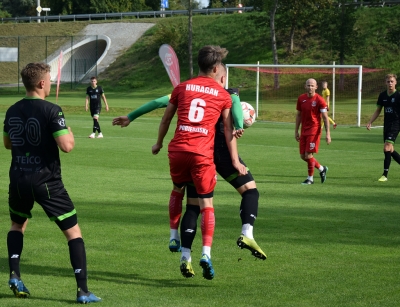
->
xmin=79 ymin=23 xmax=155 ymax=78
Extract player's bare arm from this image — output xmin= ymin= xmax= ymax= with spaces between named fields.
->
xmin=85 ymin=96 xmax=89 ymax=111
xmin=55 ymin=127 xmax=75 ymax=153
xmin=102 ymin=94 xmax=109 ymax=111
xmin=295 ymin=110 xmax=301 ymax=141
xmin=3 ymin=135 xmax=11 ymax=149
xmin=152 ymin=103 xmax=177 ymax=155
xmin=366 ymin=107 xmax=383 ymax=130
xmin=321 ymin=112 xmax=331 ymax=145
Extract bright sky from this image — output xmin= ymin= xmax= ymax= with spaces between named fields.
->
xmin=198 ymin=0 xmax=208 ymax=8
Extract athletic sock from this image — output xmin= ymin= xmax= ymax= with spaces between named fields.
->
xmin=383 ymin=151 xmax=391 ymax=177
xmin=169 ymin=190 xmax=183 ymax=235
xmin=68 ymin=238 xmax=88 ymax=293
xmin=7 ymin=231 xmax=23 ymax=279
xmin=181 ymin=247 xmax=192 ymax=262
xmin=307 ymin=158 xmax=316 ymax=176
xmin=242 ymin=224 xmax=254 ymax=240
xmin=200 ymin=207 xmax=215 ymax=249
xmin=180 ymin=204 xmax=200 ymax=249
xmin=92 ymin=119 xmax=97 ymax=133
xmin=240 ymin=189 xmax=259 ymax=226
xmin=391 ymin=150 xmax=400 ymax=164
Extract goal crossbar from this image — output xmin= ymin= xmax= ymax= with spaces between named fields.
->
xmin=226 ymin=64 xmax=363 ymax=127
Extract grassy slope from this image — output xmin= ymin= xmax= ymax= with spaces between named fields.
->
xmin=1 ymin=8 xmax=400 ymax=124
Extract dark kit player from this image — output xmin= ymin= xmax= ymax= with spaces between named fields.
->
xmin=3 ymin=63 xmax=101 ymax=303
xmin=85 ymin=76 xmax=109 ymax=138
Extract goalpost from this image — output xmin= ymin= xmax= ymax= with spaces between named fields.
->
xmin=226 ymin=63 xmax=366 ymax=127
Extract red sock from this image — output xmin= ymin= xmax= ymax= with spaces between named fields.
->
xmin=169 ymin=190 xmax=183 ymax=229
xmin=313 ymin=158 xmax=321 ymax=169
xmin=200 ymin=207 xmax=215 ymax=247
xmin=307 ymin=158 xmax=315 ymax=176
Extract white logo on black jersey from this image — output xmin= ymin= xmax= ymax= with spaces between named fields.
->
xmin=58 ymin=118 xmax=66 ymax=127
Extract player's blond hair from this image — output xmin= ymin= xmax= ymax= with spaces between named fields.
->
xmin=21 ymin=63 xmax=50 ymax=91
xmin=385 ymin=74 xmax=397 ymax=80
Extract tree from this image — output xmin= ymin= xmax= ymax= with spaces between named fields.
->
xmin=252 ymin=0 xmax=280 ymax=88
xmin=321 ymin=1 xmax=358 ymax=89
xmin=0 ymin=0 xmax=36 ymax=17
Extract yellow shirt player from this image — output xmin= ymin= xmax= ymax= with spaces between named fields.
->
xmin=321 ymin=81 xmax=337 ymax=129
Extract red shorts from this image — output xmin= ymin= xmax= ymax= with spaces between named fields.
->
xmin=299 ymin=134 xmax=321 ymax=154
xmin=168 ymin=151 xmax=217 ymax=195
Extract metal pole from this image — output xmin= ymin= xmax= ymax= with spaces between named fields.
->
xmin=332 ymin=61 xmax=335 ymax=120
xmin=357 ymin=65 xmax=363 ymax=127
xmin=256 ymin=61 xmax=260 ymax=118
xmin=37 ymin=0 xmax=41 ymax=23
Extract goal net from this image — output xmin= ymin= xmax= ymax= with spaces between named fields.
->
xmin=226 ymin=64 xmax=386 ymax=127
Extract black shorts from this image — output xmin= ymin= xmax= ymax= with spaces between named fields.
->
xmin=214 ymin=147 xmax=254 ymax=189
xmin=90 ymin=108 xmax=101 ymax=117
xmin=9 ymin=178 xmax=76 ymax=223
xmin=384 ymin=121 xmax=400 ymax=143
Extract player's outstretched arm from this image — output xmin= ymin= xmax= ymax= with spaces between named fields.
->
xmin=113 ymin=95 xmax=171 ymax=128
xmin=112 ymin=116 xmax=130 ymax=127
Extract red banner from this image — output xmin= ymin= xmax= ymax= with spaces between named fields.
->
xmin=159 ymin=44 xmax=180 ymax=88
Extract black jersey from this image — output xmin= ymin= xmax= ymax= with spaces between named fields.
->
xmin=3 ymin=98 xmax=70 ymax=185
xmin=86 ymin=86 xmax=104 ymax=109
xmin=377 ymin=90 xmax=400 ymax=126
xmin=215 ymin=88 xmax=240 ymax=148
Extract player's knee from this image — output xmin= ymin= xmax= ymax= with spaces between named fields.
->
xmin=241 ymin=188 xmax=259 ymax=201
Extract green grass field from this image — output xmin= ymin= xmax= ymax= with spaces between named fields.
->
xmin=0 ymin=92 xmax=399 ymax=306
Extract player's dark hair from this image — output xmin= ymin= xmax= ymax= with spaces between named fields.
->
xmin=197 ymin=45 xmax=228 ymax=74
xmin=90 ymin=76 xmax=97 ymax=81
xmin=20 ymin=62 xmax=50 ymax=91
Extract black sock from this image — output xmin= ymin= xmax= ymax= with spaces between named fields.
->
xmin=93 ymin=119 xmax=100 ymax=133
xmin=68 ymin=238 xmax=88 ymax=293
xmin=383 ymin=151 xmax=391 ymax=177
xmin=391 ymin=150 xmax=400 ymax=164
xmin=180 ymin=205 xmax=200 ymax=249
xmin=7 ymin=231 xmax=23 ymax=279
xmin=240 ymin=189 xmax=259 ymax=226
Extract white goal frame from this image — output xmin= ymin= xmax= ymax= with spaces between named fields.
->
xmin=226 ymin=63 xmax=363 ymax=127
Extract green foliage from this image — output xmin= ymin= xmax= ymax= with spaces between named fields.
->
xmin=0 ymin=0 xmax=36 ymax=17
xmin=151 ymin=18 xmax=189 ymax=58
xmin=0 ymin=107 xmax=400 ymax=306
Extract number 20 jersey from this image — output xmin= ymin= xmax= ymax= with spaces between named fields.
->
xmin=168 ymin=76 xmax=232 ymax=158
xmin=3 ymin=98 xmax=70 ymax=184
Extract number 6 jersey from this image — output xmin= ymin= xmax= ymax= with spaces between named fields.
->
xmin=168 ymin=76 xmax=231 ymax=158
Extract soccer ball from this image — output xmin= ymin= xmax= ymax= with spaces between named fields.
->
xmin=241 ymin=102 xmax=256 ymax=128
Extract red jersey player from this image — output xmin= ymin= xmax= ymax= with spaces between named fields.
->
xmin=295 ymin=78 xmax=331 ymax=185
xmin=152 ymin=46 xmax=247 ymax=280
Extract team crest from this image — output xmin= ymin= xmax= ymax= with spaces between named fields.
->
xmin=312 ymin=101 xmax=317 ymax=107
xmin=58 ymin=118 xmax=66 ymax=127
